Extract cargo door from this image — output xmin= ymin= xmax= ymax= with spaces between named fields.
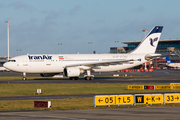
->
xmin=22 ymin=57 xmax=28 ymax=72
xmin=22 ymin=57 xmax=28 ymax=66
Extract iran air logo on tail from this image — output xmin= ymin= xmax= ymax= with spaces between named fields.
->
xmin=150 ymin=37 xmax=158 ymax=47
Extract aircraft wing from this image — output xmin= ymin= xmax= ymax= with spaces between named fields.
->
xmin=145 ymin=54 xmax=174 ymax=60
xmin=65 ymin=59 xmax=135 ymax=68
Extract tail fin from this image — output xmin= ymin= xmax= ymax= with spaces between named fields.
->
xmin=129 ymin=26 xmax=163 ymax=54
xmin=166 ymin=56 xmax=173 ymax=64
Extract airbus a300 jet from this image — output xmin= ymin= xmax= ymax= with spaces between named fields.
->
xmin=4 ymin=26 xmax=163 ymax=80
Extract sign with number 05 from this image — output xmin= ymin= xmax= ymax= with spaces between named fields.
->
xmin=94 ymin=95 xmax=116 ymax=106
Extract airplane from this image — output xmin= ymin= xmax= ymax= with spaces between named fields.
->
xmin=3 ymin=26 xmax=163 ymax=80
xmin=165 ymin=56 xmax=180 ymax=68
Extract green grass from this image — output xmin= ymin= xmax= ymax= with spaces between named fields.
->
xmin=0 ymin=76 xmax=54 ymax=80
xmin=0 ymin=76 xmax=180 ymax=111
xmin=1 ymin=98 xmax=180 ymax=111
xmin=0 ymin=83 xmax=179 ymax=97
xmin=0 ymin=75 xmax=151 ymax=80
xmin=0 ymin=98 xmax=93 ymax=111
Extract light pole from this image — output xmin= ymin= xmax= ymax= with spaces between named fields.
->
xmin=115 ymin=41 xmax=119 ymax=53
xmin=5 ymin=21 xmax=10 ymax=60
xmin=58 ymin=43 xmax=60 ymax=54
xmin=142 ymin=29 xmax=148 ymax=70
xmin=16 ymin=49 xmax=21 ymax=56
xmin=88 ymin=42 xmax=92 ymax=54
xmin=142 ymin=29 xmax=148 ymax=38
xmin=60 ymin=43 xmax=62 ymax=54
xmin=91 ymin=42 xmax=92 ymax=54
xmin=17 ymin=49 xmax=18 ymax=56
xmin=58 ymin=43 xmax=62 ymax=54
xmin=88 ymin=42 xmax=89 ymax=53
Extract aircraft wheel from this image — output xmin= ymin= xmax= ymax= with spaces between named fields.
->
xmin=86 ymin=76 xmax=90 ymax=80
xmin=22 ymin=77 xmax=27 ymax=81
xmin=70 ymin=77 xmax=74 ymax=80
xmin=90 ymin=77 xmax=94 ymax=80
xmin=75 ymin=77 xmax=79 ymax=80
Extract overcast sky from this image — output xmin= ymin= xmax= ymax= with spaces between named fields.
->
xmin=1 ymin=0 xmax=180 ymax=56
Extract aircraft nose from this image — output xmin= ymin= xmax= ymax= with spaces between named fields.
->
xmin=3 ymin=62 xmax=9 ymax=69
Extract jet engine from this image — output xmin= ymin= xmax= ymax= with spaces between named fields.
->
xmin=40 ymin=73 xmax=59 ymax=77
xmin=64 ymin=67 xmax=83 ymax=77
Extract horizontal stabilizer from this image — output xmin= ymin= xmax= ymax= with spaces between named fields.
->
xmin=145 ymin=54 xmax=174 ymax=60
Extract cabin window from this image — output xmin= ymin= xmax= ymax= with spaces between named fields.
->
xmin=8 ymin=60 xmax=16 ymax=62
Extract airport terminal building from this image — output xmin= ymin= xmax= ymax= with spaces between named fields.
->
xmin=110 ymin=39 xmax=180 ymax=68
xmin=110 ymin=39 xmax=180 ymax=54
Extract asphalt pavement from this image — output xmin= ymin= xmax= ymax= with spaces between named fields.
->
xmin=1 ymin=69 xmax=180 ymax=120
xmin=1 ymin=107 xmax=180 ymax=120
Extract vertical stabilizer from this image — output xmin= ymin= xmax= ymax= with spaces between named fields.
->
xmin=166 ymin=56 xmax=173 ymax=64
xmin=129 ymin=26 xmax=163 ymax=54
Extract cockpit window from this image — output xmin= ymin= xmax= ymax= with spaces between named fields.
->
xmin=8 ymin=60 xmax=16 ymax=62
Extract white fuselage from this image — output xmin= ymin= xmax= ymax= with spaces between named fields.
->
xmin=3 ymin=26 xmax=163 ymax=80
xmin=167 ymin=63 xmax=180 ymax=68
xmin=4 ymin=54 xmax=146 ymax=74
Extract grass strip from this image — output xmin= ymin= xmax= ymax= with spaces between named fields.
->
xmin=0 ymin=76 xmax=53 ymax=80
xmin=1 ymin=98 xmax=180 ymax=111
xmin=0 ymin=75 xmax=151 ymax=80
xmin=0 ymin=83 xmax=180 ymax=97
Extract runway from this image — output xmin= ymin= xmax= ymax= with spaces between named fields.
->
xmin=0 ymin=69 xmax=180 ymax=119
xmin=1 ymin=107 xmax=180 ymax=120
xmin=0 ymin=69 xmax=180 ymax=84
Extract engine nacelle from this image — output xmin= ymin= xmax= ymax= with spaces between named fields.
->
xmin=64 ymin=67 xmax=81 ymax=77
xmin=40 ymin=73 xmax=59 ymax=77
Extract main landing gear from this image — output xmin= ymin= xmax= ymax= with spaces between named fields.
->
xmin=22 ymin=72 xmax=27 ymax=80
xmin=84 ymin=70 xmax=94 ymax=80
xmin=70 ymin=77 xmax=79 ymax=80
xmin=69 ymin=70 xmax=94 ymax=80
xmin=84 ymin=76 xmax=94 ymax=80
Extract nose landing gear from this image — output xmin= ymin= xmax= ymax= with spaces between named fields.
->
xmin=22 ymin=72 xmax=27 ymax=80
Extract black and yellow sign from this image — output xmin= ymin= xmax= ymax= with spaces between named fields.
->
xmin=116 ymin=95 xmax=133 ymax=105
xmin=128 ymin=85 xmax=144 ymax=90
xmin=172 ymin=86 xmax=180 ymax=90
xmin=95 ymin=95 xmax=116 ymax=106
xmin=144 ymin=85 xmax=155 ymax=90
xmin=170 ymin=83 xmax=180 ymax=86
xmin=165 ymin=94 xmax=180 ymax=103
xmin=144 ymin=94 xmax=163 ymax=104
xmin=155 ymin=85 xmax=172 ymax=90
xmin=135 ymin=95 xmax=144 ymax=103
xmin=94 ymin=93 xmax=180 ymax=107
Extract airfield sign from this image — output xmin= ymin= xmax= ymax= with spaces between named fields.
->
xmin=116 ymin=95 xmax=134 ymax=105
xmin=144 ymin=94 xmax=163 ymax=104
xmin=164 ymin=93 xmax=180 ymax=103
xmin=95 ymin=95 xmax=116 ymax=106
xmin=135 ymin=94 xmax=163 ymax=104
